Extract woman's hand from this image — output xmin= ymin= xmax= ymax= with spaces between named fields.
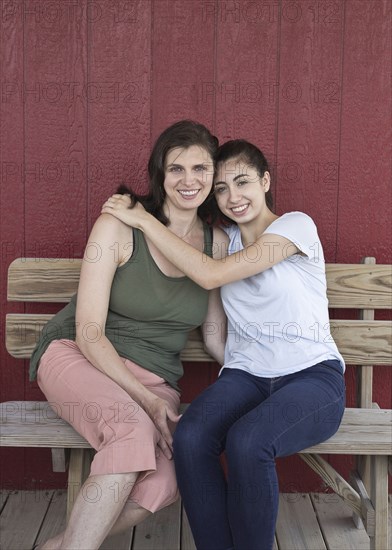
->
xmin=142 ymin=394 xmax=182 ymax=459
xmin=101 ymin=194 xmax=147 ymax=229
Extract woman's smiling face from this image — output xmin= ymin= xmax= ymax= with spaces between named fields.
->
xmin=163 ymin=145 xmax=214 ymax=212
xmin=214 ymin=158 xmax=270 ymax=223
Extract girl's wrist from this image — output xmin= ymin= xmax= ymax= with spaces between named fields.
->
xmin=139 ymin=211 xmax=156 ymax=234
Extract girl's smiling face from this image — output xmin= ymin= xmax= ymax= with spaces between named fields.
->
xmin=214 ymin=157 xmax=271 ymax=223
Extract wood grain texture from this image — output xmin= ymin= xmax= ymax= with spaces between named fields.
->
xmin=34 ymin=490 xmax=67 ymax=549
xmin=8 ymin=259 xmax=391 ymax=308
xmin=311 ymin=492 xmax=371 ymax=549
xmin=7 ymin=259 xmax=82 ymax=302
xmin=6 ymin=314 xmax=392 ymax=365
xmin=214 ymin=0 xmax=279 ymax=161
xmin=87 ymin=0 xmax=151 ymax=222
xmin=131 ymin=499 xmax=181 ymax=550
xmin=0 ymin=490 xmax=54 ymax=550
xmin=336 ymin=0 xmax=391 ymax=265
xmin=275 ymin=0 xmax=344 ymax=262
xmin=1 ymin=402 xmax=391 ymax=457
xmin=0 ymin=0 xmax=27 ymax=493
xmin=151 ymin=0 xmax=215 ymax=144
xmin=301 ymin=454 xmax=362 ymax=517
xmin=276 ymin=493 xmax=327 ymax=550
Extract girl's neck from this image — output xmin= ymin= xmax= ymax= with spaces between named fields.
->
xmin=238 ymin=209 xmax=279 ymax=246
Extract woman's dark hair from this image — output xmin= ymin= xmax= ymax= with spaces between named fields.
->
xmin=118 ymin=120 xmax=219 ymax=225
xmin=213 ymin=139 xmax=274 ymax=225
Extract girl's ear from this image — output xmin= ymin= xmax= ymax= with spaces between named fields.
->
xmin=262 ymin=171 xmax=271 ymax=192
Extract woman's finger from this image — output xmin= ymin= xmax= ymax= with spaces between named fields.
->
xmin=157 ymin=435 xmax=172 ymax=460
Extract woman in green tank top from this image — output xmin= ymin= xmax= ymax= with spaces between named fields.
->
xmin=35 ymin=121 xmax=228 ymax=550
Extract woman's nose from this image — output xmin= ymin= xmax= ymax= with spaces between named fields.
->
xmin=183 ymin=170 xmax=196 ymax=186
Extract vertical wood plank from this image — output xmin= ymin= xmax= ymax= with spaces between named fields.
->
xmin=334 ymin=0 xmax=391 ymax=482
xmin=23 ymin=0 xmax=88 ymax=264
xmin=132 ymin=499 xmax=181 ymax=550
xmin=311 ymin=492 xmax=370 ymax=549
xmin=151 ymin=0 xmax=215 ymax=140
xmin=276 ymin=493 xmax=326 ymax=550
xmin=22 ymin=0 xmax=89 ymax=490
xmin=275 ymin=0 xmax=344 ymax=260
xmin=369 ymin=455 xmax=389 ymax=550
xmin=214 ymin=0 xmax=280 ymax=171
xmin=0 ymin=490 xmax=54 ymax=549
xmin=87 ymin=0 xmax=151 ymax=221
xmin=336 ymin=1 xmax=391 ymax=265
xmin=34 ymin=489 xmax=67 ymax=547
xmin=0 ymin=0 xmax=26 ymax=492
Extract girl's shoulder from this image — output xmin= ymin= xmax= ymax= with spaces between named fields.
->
xmin=269 ymin=211 xmax=316 ymax=228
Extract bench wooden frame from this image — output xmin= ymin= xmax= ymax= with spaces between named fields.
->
xmin=1 ymin=257 xmax=391 ymax=548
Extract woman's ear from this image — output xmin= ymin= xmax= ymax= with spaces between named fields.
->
xmin=262 ymin=171 xmax=271 ymax=192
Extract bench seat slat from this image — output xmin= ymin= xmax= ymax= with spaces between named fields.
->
xmin=1 ymin=402 xmax=391 ymax=455
xmin=6 ymin=315 xmax=392 ymax=365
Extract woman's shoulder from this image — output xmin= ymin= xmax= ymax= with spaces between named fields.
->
xmin=88 ymin=213 xmax=134 ymax=265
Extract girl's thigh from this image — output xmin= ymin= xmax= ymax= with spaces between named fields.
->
xmin=177 ymin=368 xmax=268 ymax=443
xmin=227 ymin=363 xmax=345 ymax=458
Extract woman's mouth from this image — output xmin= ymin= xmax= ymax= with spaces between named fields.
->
xmin=178 ymin=189 xmax=200 ymax=199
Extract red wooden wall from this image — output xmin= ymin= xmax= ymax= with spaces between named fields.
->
xmin=1 ymin=0 xmax=391 ymax=493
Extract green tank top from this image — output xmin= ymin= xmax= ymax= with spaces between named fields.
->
xmin=30 ymin=225 xmax=213 ymax=390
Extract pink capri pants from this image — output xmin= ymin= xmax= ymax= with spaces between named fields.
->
xmin=37 ymin=339 xmax=181 ymax=513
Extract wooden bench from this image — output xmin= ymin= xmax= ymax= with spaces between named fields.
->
xmin=1 ymin=257 xmax=392 ymax=549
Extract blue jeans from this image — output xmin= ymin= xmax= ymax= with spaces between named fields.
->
xmin=173 ymin=360 xmax=345 ymax=550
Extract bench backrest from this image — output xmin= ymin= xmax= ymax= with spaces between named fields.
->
xmin=6 ymin=257 xmax=392 ymax=408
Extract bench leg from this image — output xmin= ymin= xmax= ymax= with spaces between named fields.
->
xmin=369 ymin=455 xmax=389 ymax=550
xmin=66 ymin=449 xmax=93 ymax=522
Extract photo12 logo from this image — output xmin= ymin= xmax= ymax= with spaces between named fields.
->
xmin=1 ymin=1 xmax=139 ymax=24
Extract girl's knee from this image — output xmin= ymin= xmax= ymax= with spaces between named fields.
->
xmin=226 ymin=423 xmax=274 ymax=465
xmin=173 ymin=416 xmax=199 ymax=451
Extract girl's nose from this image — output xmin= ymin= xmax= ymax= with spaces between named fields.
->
xmin=228 ymin=188 xmax=242 ymax=203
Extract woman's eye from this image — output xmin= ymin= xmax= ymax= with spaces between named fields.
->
xmin=195 ymin=165 xmax=207 ymax=172
xmin=214 ymin=186 xmax=226 ymax=194
xmin=168 ymin=166 xmax=182 ymax=172
xmin=237 ymin=180 xmax=248 ymax=187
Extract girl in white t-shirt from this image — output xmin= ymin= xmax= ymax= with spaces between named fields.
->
xmin=103 ymin=139 xmax=345 ymax=550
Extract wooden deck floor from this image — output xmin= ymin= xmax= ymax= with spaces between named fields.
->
xmin=1 ymin=491 xmax=391 ymax=550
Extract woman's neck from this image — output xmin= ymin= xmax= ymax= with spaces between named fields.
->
xmin=163 ymin=205 xmax=201 ymax=239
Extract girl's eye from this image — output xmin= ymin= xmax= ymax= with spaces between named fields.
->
xmin=237 ymin=180 xmax=248 ymax=187
xmin=168 ymin=166 xmax=182 ymax=172
xmin=214 ymin=186 xmax=227 ymax=194
xmin=194 ymin=165 xmax=207 ymax=172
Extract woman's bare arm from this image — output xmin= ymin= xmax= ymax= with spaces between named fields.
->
xmin=75 ymin=214 xmax=179 ymax=458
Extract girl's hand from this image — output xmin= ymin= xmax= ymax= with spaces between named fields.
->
xmin=142 ymin=395 xmax=182 ymax=459
xmin=101 ymin=194 xmax=147 ymax=228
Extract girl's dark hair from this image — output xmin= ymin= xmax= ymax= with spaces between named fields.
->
xmin=213 ymin=139 xmax=274 ymax=225
xmin=118 ymin=120 xmax=219 ymax=225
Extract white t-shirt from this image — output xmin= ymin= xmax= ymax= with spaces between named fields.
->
xmin=221 ymin=212 xmax=345 ymax=378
